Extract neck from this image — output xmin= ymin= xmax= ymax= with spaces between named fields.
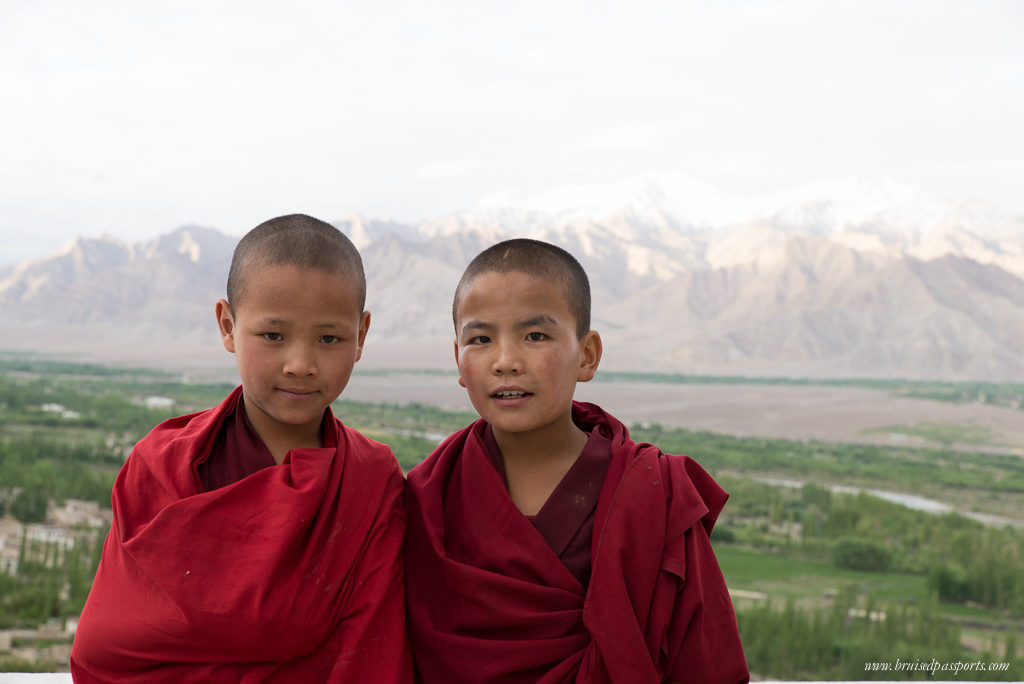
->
xmin=491 ymin=413 xmax=589 ymax=517
xmin=241 ymin=397 xmax=324 ymax=464
xmin=492 ymin=414 xmax=588 ymax=467
xmin=262 ymin=426 xmax=323 ymax=465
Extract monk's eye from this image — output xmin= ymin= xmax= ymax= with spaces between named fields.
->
xmin=262 ymin=332 xmax=283 ymax=342
xmin=469 ymin=335 xmax=490 ymax=345
xmin=526 ymin=332 xmax=546 ymax=342
xmin=320 ymin=335 xmax=339 ymax=344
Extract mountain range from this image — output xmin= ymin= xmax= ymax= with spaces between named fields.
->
xmin=3 ymin=173 xmax=1023 ymax=380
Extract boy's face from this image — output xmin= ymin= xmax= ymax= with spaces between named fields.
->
xmin=216 ymin=264 xmax=370 ymax=448
xmin=454 ymin=270 xmax=601 ymax=442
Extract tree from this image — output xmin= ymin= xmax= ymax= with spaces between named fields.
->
xmin=832 ymin=538 xmax=892 ymax=572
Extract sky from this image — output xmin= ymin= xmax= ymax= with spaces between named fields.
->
xmin=1 ymin=0 xmax=1022 ymax=266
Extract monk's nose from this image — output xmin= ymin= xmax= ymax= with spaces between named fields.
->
xmin=492 ymin=342 xmax=522 ymax=375
xmin=284 ymin=344 xmax=317 ymax=377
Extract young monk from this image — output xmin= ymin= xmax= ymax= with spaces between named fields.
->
xmin=405 ymin=239 xmax=748 ymax=683
xmin=71 ymin=214 xmax=412 ymax=683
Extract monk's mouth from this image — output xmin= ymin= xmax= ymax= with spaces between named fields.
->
xmin=279 ymin=389 xmax=318 ymax=398
xmin=492 ymin=390 xmax=531 ymax=399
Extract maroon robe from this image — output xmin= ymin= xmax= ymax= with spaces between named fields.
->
xmin=71 ymin=386 xmax=413 ymax=683
xmin=405 ymin=401 xmax=748 ymax=684
xmin=483 ymin=423 xmax=610 ymax=587
xmin=196 ymin=396 xmax=277 ymax=490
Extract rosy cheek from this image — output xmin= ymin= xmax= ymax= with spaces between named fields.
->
xmin=459 ymin=364 xmax=478 ymax=385
xmin=539 ymin=351 xmax=569 ymax=374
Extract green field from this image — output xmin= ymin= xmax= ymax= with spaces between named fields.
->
xmin=1 ymin=355 xmax=1022 ymax=678
xmin=860 ymin=421 xmax=995 ymax=447
xmin=718 ymin=545 xmax=991 ymax=616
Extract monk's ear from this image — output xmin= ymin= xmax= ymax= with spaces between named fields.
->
xmin=577 ymin=330 xmax=602 ymax=383
xmin=454 ymin=339 xmax=467 ymax=388
xmin=215 ymin=299 xmax=236 ymax=353
xmin=354 ymin=311 xmax=371 ymax=362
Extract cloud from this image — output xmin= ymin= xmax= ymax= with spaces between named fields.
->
xmin=416 ymin=159 xmax=483 ymax=180
xmin=1 ymin=0 xmax=1022 ymax=265
xmin=578 ymin=123 xmax=682 ymax=153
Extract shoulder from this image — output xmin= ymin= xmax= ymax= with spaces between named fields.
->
xmin=333 ymin=419 xmax=405 ymax=482
xmin=140 ymin=407 xmax=212 ymax=441
xmin=335 ymin=419 xmax=394 ymax=458
xmin=112 ymin=402 xmax=230 ymax=511
xmin=133 ymin=386 xmax=241 ymax=458
xmin=406 ymin=419 xmax=483 ymax=489
xmin=130 ymin=405 xmax=219 ymax=465
xmin=580 ymin=400 xmax=724 ymax=510
xmin=589 ymin=414 xmax=729 ymax=539
xmin=653 ymin=451 xmax=730 ymax=539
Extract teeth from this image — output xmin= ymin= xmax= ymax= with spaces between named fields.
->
xmin=495 ymin=391 xmax=525 ymax=398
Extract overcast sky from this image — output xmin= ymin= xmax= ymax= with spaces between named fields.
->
xmin=2 ymin=0 xmax=1022 ymax=265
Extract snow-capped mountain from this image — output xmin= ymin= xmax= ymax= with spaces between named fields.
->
xmin=3 ymin=175 xmax=1023 ymax=379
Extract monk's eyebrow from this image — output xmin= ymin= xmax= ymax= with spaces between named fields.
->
xmin=517 ymin=315 xmax=557 ymax=328
xmin=259 ymin=318 xmax=344 ymax=330
xmin=460 ymin=320 xmax=494 ymax=334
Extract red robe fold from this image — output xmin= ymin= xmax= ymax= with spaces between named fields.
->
xmin=405 ymin=401 xmax=748 ymax=684
xmin=71 ymin=386 xmax=413 ymax=683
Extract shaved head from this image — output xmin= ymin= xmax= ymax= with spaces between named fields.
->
xmin=454 ymin=238 xmax=591 ymax=338
xmin=227 ymin=214 xmax=366 ymax=312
